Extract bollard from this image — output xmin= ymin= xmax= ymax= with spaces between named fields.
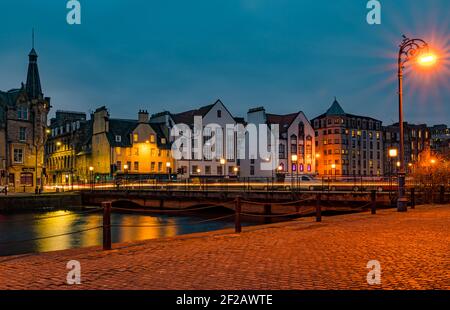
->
xmin=439 ymin=186 xmax=445 ymax=204
xmin=316 ymin=194 xmax=322 ymax=222
xmin=410 ymin=188 xmax=415 ymax=209
xmin=235 ymin=196 xmax=242 ymax=233
xmin=102 ymin=201 xmax=112 ymax=251
xmin=370 ymin=190 xmax=377 ymax=215
xmin=264 ymin=204 xmax=272 ymax=224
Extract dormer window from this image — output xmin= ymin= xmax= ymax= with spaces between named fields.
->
xmin=150 ymin=134 xmax=155 ymax=143
xmin=161 ymin=138 xmax=166 ymax=144
xmin=115 ymin=135 xmax=122 ymax=142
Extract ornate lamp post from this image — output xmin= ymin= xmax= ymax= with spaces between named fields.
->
xmin=397 ymin=36 xmax=436 ymax=212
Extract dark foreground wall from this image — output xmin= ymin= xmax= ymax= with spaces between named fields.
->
xmin=0 ymin=193 xmax=82 ymax=212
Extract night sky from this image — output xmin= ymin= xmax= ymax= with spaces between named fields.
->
xmin=0 ymin=0 xmax=448 ymax=125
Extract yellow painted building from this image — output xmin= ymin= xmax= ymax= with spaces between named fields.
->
xmin=90 ymin=107 xmax=174 ymax=180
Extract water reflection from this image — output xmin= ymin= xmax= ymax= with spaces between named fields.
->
xmin=0 ymin=209 xmax=237 ymax=257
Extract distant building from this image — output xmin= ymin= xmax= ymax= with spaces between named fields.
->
xmin=151 ymin=99 xmax=241 ymax=179
xmin=91 ymin=107 xmax=173 ymax=181
xmin=429 ymin=124 xmax=449 ymax=158
xmin=0 ymin=47 xmax=51 ymax=192
xmin=311 ymin=99 xmax=384 ymax=177
xmin=383 ymin=123 xmax=430 ymax=174
xmin=239 ymin=107 xmax=315 ymax=179
xmin=45 ymin=110 xmax=91 ymax=186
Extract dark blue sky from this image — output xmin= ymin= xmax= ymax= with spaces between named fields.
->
xmin=0 ymin=0 xmax=448 ymax=124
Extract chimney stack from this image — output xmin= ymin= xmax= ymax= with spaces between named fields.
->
xmin=138 ymin=110 xmax=149 ymax=123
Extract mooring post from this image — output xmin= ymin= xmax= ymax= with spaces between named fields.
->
xmin=410 ymin=188 xmax=416 ymax=209
xmin=371 ymin=190 xmax=377 ymax=215
xmin=316 ymin=193 xmax=322 ymax=222
xmin=264 ymin=204 xmax=272 ymax=224
xmin=102 ymin=201 xmax=112 ymax=251
xmin=235 ymin=196 xmax=242 ymax=233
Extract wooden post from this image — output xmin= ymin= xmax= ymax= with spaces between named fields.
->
xmin=370 ymin=190 xmax=376 ymax=215
xmin=410 ymin=188 xmax=415 ymax=209
xmin=235 ymin=196 xmax=242 ymax=233
xmin=439 ymin=186 xmax=445 ymax=204
xmin=316 ymin=193 xmax=322 ymax=222
xmin=264 ymin=204 xmax=272 ymax=224
xmin=102 ymin=201 xmax=112 ymax=251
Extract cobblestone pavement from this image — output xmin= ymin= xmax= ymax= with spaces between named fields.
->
xmin=0 ymin=205 xmax=449 ymax=290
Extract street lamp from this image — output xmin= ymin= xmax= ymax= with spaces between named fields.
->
xmin=220 ymin=158 xmax=226 ymax=178
xmin=388 ymin=148 xmax=398 ymax=195
xmin=89 ymin=166 xmax=94 ymax=191
xmin=166 ymin=162 xmax=171 ymax=181
xmin=331 ymin=163 xmax=336 ymax=181
xmin=291 ymin=154 xmax=298 ymax=190
xmin=124 ymin=164 xmax=129 ymax=188
xmin=397 ymin=36 xmax=437 ymax=212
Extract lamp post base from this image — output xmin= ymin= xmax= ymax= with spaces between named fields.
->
xmin=397 ymin=197 xmax=408 ymax=212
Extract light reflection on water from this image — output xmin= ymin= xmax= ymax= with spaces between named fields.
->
xmin=0 ymin=209 xmax=237 ymax=257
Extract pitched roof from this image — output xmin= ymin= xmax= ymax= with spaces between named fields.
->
xmin=266 ymin=112 xmax=300 ymax=133
xmin=106 ymin=119 xmax=138 ymax=147
xmin=312 ymin=98 xmax=381 ymax=123
xmin=0 ymin=88 xmax=26 ymax=107
xmin=171 ymin=103 xmax=215 ymax=125
xmin=326 ymin=98 xmax=345 ymax=116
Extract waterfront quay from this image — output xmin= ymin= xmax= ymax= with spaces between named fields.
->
xmin=0 ymin=204 xmax=448 ymax=290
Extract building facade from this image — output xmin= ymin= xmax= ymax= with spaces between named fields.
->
xmin=239 ymin=107 xmax=316 ymax=179
xmin=0 ymin=48 xmax=51 ymax=192
xmin=151 ymin=99 xmax=240 ymax=179
xmin=429 ymin=124 xmax=449 ymax=158
xmin=383 ymin=123 xmax=431 ymax=174
xmin=91 ymin=107 xmax=174 ymax=181
xmin=311 ymin=99 xmax=384 ymax=177
xmin=45 ymin=110 xmax=91 ymax=186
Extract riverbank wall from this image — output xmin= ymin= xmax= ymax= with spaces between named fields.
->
xmin=0 ymin=193 xmax=82 ymax=212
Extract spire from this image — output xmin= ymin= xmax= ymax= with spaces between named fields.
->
xmin=26 ymin=28 xmax=42 ymax=100
xmin=326 ymin=97 xmax=345 ymax=116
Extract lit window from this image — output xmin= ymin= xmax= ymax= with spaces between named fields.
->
xmin=133 ymin=134 xmax=138 ymax=142
xmin=13 ymin=148 xmax=24 ymax=163
xmin=115 ymin=135 xmax=121 ymax=142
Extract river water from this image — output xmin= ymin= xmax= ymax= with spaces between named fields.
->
xmin=0 ymin=209 xmax=239 ymax=257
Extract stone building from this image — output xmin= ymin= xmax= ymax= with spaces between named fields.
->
xmin=90 ymin=107 xmax=173 ymax=181
xmin=429 ymin=124 xmax=449 ymax=158
xmin=239 ymin=107 xmax=315 ymax=179
xmin=0 ymin=48 xmax=51 ymax=192
xmin=45 ymin=110 xmax=91 ymax=186
xmin=383 ymin=123 xmax=431 ymax=174
xmin=311 ymin=99 xmax=384 ymax=177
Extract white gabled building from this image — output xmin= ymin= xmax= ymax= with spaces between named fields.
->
xmin=151 ymin=99 xmax=242 ymax=179
xmin=239 ymin=107 xmax=316 ymax=180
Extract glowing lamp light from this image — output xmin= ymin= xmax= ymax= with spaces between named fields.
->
xmin=430 ymin=159 xmax=436 ymax=165
xmin=417 ymin=53 xmax=437 ymax=67
xmin=389 ymin=148 xmax=398 ymax=158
